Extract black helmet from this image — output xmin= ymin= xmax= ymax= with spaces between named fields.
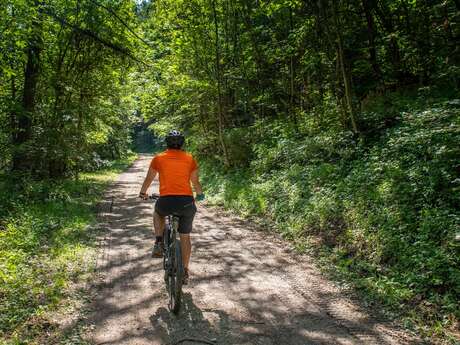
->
xmin=165 ymin=130 xmax=185 ymax=149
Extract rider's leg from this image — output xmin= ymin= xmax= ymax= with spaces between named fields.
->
xmin=179 ymin=233 xmax=191 ymax=269
xmin=177 ymin=198 xmax=195 ymax=279
xmin=153 ymin=211 xmax=165 ymax=239
xmin=151 ymin=212 xmax=166 ymax=258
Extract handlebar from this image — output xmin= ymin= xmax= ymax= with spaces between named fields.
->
xmin=140 ymin=193 xmax=204 ymax=201
xmin=149 ymin=193 xmax=160 ymax=200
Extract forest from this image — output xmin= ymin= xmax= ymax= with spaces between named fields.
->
xmin=1 ymin=0 xmax=459 ymax=343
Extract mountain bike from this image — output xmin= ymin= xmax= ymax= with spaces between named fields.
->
xmin=150 ymin=194 xmax=183 ymax=314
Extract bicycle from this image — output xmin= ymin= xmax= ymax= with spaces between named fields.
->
xmin=150 ymin=194 xmax=183 ymax=314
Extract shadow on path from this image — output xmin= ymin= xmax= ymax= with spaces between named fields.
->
xmin=81 ymin=155 xmax=419 ymax=345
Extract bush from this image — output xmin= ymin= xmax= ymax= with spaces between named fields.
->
xmin=200 ymin=99 xmax=460 ymax=340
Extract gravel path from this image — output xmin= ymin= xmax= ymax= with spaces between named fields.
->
xmin=85 ymin=155 xmax=421 ymax=345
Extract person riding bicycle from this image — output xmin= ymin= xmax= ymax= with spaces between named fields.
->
xmin=139 ymin=130 xmax=204 ymax=285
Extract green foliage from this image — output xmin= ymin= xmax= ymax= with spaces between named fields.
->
xmin=136 ymin=0 xmax=460 ymax=165
xmin=0 ymin=154 xmax=136 ymax=344
xmin=200 ymin=99 xmax=460 ymax=341
xmin=0 ymin=0 xmax=142 ymax=177
xmin=2 ymin=0 xmax=459 ymax=342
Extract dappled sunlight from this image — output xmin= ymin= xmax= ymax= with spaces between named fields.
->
xmin=82 ymin=156 xmax=419 ymax=345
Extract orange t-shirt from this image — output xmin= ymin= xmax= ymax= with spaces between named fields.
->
xmin=150 ymin=149 xmax=198 ymax=196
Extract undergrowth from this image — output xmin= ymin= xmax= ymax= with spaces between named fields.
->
xmin=199 ymin=95 xmax=460 ymax=343
xmin=0 ymin=153 xmax=137 ymax=344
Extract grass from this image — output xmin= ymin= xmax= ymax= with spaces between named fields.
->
xmin=0 ymin=153 xmax=137 ymax=345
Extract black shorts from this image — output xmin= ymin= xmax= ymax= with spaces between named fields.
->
xmin=154 ymin=196 xmax=197 ymax=234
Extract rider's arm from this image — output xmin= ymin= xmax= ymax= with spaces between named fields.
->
xmin=140 ymin=166 xmax=158 ymax=195
xmin=190 ymin=169 xmax=203 ymax=195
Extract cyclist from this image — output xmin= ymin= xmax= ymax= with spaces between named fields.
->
xmin=139 ymin=130 xmax=204 ymax=285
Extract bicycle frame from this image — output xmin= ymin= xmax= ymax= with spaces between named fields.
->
xmin=163 ymin=215 xmax=179 ymax=272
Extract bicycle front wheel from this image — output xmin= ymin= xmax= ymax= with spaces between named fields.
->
xmin=168 ymin=240 xmax=183 ymax=314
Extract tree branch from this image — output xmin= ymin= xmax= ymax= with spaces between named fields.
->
xmin=87 ymin=0 xmax=154 ymax=49
xmin=42 ymin=6 xmax=151 ymax=67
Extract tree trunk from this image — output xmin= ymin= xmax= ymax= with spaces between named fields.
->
xmin=242 ymin=0 xmax=264 ymax=120
xmin=10 ymin=76 xmax=17 ymax=144
xmin=288 ymin=6 xmax=298 ymax=129
xmin=373 ymin=2 xmax=404 ymax=83
xmin=362 ymin=0 xmax=381 ymax=79
xmin=332 ymin=0 xmax=358 ymax=134
xmin=12 ymin=5 xmax=43 ymax=172
xmin=211 ymin=0 xmax=230 ymax=167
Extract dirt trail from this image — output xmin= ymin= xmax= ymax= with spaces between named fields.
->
xmin=85 ymin=155 xmax=421 ymax=345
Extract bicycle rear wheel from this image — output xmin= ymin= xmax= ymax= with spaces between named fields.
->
xmin=163 ymin=225 xmax=171 ymax=284
xmin=168 ymin=240 xmax=183 ymax=314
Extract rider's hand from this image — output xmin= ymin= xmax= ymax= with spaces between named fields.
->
xmin=195 ymin=193 xmax=205 ymax=202
xmin=139 ymin=192 xmax=148 ymax=200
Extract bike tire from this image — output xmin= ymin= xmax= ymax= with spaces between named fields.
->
xmin=169 ymin=239 xmax=183 ymax=314
xmin=163 ymin=226 xmax=170 ymax=285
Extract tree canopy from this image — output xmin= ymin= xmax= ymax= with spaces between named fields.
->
xmin=0 ymin=0 xmax=149 ymax=176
